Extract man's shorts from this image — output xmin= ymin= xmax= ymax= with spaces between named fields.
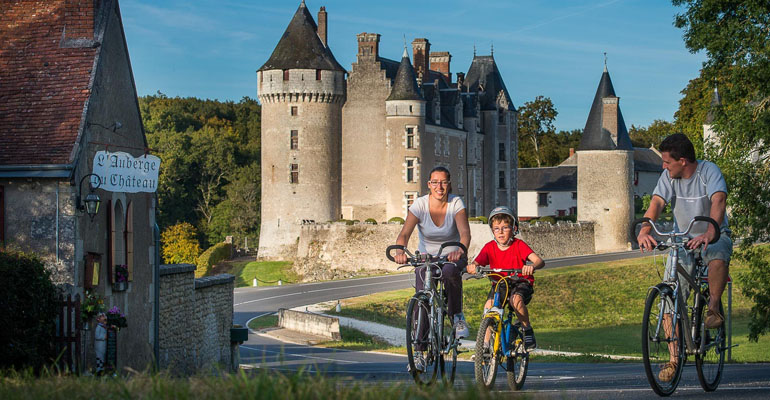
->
xmin=667 ymin=233 xmax=733 ymax=299
xmin=486 ymin=277 xmax=534 ymax=306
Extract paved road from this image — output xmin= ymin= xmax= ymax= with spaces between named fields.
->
xmin=235 ymin=250 xmax=770 ymax=397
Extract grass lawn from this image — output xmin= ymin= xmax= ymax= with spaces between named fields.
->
xmin=214 ymin=260 xmax=299 ymax=288
xmin=330 ymin=248 xmax=770 ymax=362
xmin=247 ymin=314 xmax=278 ymax=330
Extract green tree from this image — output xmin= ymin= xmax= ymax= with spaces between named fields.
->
xmin=161 ymin=222 xmax=202 ymax=264
xmin=518 ymin=96 xmax=558 ymax=168
xmin=673 ymin=0 xmax=770 ymax=340
xmin=629 ymin=119 xmax=676 ymax=148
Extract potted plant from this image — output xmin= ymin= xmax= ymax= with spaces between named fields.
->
xmin=106 ymin=306 xmax=127 ymax=331
xmin=81 ymin=290 xmax=105 ymax=330
xmin=113 ymin=265 xmax=128 ymax=291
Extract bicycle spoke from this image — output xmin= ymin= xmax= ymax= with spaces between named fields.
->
xmin=642 ymin=286 xmax=684 ymax=396
xmin=696 ymin=298 xmax=725 ymax=391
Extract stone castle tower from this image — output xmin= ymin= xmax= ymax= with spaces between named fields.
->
xmin=703 ymin=86 xmax=721 ymax=149
xmin=257 ymin=2 xmax=346 ymax=259
xmin=576 ymin=65 xmax=634 ymax=252
xmin=384 ymin=48 xmax=427 ymax=219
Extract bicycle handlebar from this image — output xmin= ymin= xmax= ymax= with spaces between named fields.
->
xmin=630 ymin=216 xmax=720 ymax=246
xmin=385 ymin=242 xmax=468 ymax=263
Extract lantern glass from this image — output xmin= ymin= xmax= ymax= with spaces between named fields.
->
xmin=84 ymin=192 xmax=101 ymax=218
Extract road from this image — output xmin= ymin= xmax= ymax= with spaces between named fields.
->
xmin=234 ymin=250 xmax=770 ymax=398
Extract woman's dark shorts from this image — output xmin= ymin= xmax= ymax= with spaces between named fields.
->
xmin=486 ymin=277 xmax=534 ymax=306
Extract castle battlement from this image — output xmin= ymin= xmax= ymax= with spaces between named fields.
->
xmin=258 ymin=69 xmax=345 ymax=103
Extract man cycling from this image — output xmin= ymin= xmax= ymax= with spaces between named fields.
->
xmin=636 ymin=133 xmax=733 ymax=382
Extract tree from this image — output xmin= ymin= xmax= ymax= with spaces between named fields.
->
xmin=518 ymin=96 xmax=558 ymax=168
xmin=161 ymin=222 xmax=202 ymax=264
xmin=629 ymin=119 xmax=676 ymax=148
xmin=673 ymin=0 xmax=770 ymax=340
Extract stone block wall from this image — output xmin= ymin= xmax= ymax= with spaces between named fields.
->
xmin=292 ymin=221 xmax=594 ymax=281
xmin=158 ymin=264 xmax=233 ymax=374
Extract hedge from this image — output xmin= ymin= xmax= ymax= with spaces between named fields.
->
xmin=387 ymin=217 xmax=405 ymax=224
xmin=196 ymin=242 xmax=232 ymax=278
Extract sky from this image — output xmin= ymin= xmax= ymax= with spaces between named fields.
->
xmin=120 ymin=0 xmax=706 ymax=132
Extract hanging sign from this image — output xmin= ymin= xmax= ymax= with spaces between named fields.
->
xmin=91 ymin=151 xmax=161 ymax=193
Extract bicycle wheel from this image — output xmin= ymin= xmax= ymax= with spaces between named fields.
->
xmin=695 ymin=296 xmax=725 ymax=391
xmin=406 ymin=296 xmax=440 ymax=385
xmin=506 ymin=327 xmax=529 ymax=391
xmin=440 ymin=308 xmax=457 ymax=384
xmin=642 ymin=284 xmax=685 ymax=396
xmin=474 ymin=316 xmax=499 ymax=389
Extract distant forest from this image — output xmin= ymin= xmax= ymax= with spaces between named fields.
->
xmin=141 ymin=93 xmax=687 ymax=249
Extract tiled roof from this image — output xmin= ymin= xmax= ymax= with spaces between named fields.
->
xmin=258 ymin=2 xmax=345 ymax=72
xmin=386 ymin=49 xmax=423 ymax=101
xmin=0 ymin=0 xmax=98 ymax=165
xmin=463 ymin=55 xmax=515 ymax=111
xmin=518 ymin=166 xmax=577 ymax=191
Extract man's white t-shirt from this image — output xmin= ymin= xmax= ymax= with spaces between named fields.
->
xmin=408 ymin=194 xmax=465 ymax=256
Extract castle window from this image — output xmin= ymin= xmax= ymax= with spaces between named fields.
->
xmin=498 ymin=143 xmax=506 ymax=161
xmin=290 ymin=164 xmax=299 ymax=183
xmin=283 ymin=70 xmax=290 ymax=81
xmin=404 ymin=191 xmax=418 ymax=215
xmin=557 ymin=209 xmax=566 ymax=217
xmin=406 ymin=127 xmax=415 ymax=149
xmin=290 ymin=130 xmax=298 ymax=150
xmin=538 ymin=192 xmax=548 ymax=207
xmin=125 ymin=201 xmax=134 ymax=281
xmin=570 ymin=206 xmax=577 ymax=215
xmin=291 ymin=106 xmax=298 ymax=116
xmin=405 ymin=158 xmax=418 ymax=183
xmin=572 ymin=191 xmax=577 ymax=200
xmin=316 ymin=69 xmax=322 ymax=80
xmin=459 ymin=142 xmax=464 ymax=158
xmin=498 ymin=170 xmax=506 ymax=189
xmin=499 ymin=110 xmax=506 ymax=124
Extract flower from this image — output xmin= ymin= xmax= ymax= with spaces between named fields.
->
xmin=81 ymin=290 xmax=105 ymax=322
xmin=106 ymin=305 xmax=127 ymax=329
xmin=115 ymin=265 xmax=129 ymax=283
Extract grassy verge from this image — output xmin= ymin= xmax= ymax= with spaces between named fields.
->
xmin=330 ymin=248 xmax=770 ymax=362
xmin=317 ymin=326 xmax=399 ymax=352
xmin=215 ymin=260 xmax=298 ymax=288
xmin=247 ymin=314 xmax=279 ymax=330
xmin=0 ymin=369 xmax=508 ymax=399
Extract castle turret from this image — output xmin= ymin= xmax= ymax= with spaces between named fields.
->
xmin=576 ymin=65 xmax=634 ymax=252
xmin=385 ymin=48 xmax=426 ymax=218
xmin=257 ymin=1 xmax=346 ymax=259
xmin=703 ymin=86 xmax=721 ymax=149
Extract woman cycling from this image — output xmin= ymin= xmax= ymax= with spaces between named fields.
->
xmin=393 ymin=166 xmax=471 ymax=370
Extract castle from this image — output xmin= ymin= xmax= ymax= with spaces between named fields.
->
xmin=257 ymin=2 xmax=519 ymax=258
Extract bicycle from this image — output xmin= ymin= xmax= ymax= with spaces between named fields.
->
xmin=471 ymin=266 xmax=529 ymax=391
xmin=631 ymin=216 xmax=728 ymax=396
xmin=386 ymin=241 xmax=467 ymax=385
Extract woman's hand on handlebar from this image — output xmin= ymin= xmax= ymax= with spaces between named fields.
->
xmin=447 ymin=248 xmax=464 ymax=263
xmin=394 ymin=251 xmax=408 ymax=265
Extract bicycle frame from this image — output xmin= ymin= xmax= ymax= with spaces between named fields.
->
xmin=484 ymin=272 xmax=524 ymax=359
xmin=413 ymin=262 xmax=448 ymax=353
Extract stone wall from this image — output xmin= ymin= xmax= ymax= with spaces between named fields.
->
xmin=292 ymin=221 xmax=594 ymax=281
xmin=158 ymin=264 xmax=234 ymax=374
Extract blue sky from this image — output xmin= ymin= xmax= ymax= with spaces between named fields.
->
xmin=121 ymin=0 xmax=705 ymax=132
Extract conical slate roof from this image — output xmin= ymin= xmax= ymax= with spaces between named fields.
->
xmin=258 ymin=2 xmax=345 ymax=72
xmin=386 ymin=49 xmax=424 ymax=101
xmin=705 ymin=86 xmax=721 ymax=124
xmin=578 ymin=67 xmax=633 ymax=151
xmin=463 ymin=55 xmax=515 ymax=111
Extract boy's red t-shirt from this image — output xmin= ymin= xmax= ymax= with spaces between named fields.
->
xmin=473 ymin=239 xmax=535 ymax=285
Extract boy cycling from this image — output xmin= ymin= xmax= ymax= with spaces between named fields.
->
xmin=467 ymin=206 xmax=545 ymax=350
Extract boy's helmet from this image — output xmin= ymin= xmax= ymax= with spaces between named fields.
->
xmin=488 ymin=206 xmax=519 ymax=234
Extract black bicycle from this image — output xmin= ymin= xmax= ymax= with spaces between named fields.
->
xmin=386 ymin=242 xmax=467 ymax=385
xmin=632 ymin=216 xmax=728 ymax=396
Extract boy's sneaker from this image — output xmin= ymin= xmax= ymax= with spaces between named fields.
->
xmin=407 ymin=351 xmax=425 ymax=372
xmin=523 ymin=327 xmax=537 ymax=351
xmin=454 ymin=314 xmax=470 ymax=339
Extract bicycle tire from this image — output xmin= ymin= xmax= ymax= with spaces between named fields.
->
xmin=474 ymin=316 xmax=499 ymax=389
xmin=695 ymin=296 xmax=725 ymax=391
xmin=506 ymin=327 xmax=529 ymax=391
xmin=406 ymin=295 xmax=440 ymax=385
xmin=440 ymin=307 xmax=457 ymax=385
xmin=642 ymin=284 xmax=685 ymax=396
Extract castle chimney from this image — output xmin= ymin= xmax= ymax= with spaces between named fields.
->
xmin=569 ymin=147 xmax=575 ymax=157
xmin=411 ymin=38 xmax=431 ymax=81
xmin=356 ymin=32 xmax=380 ymax=61
xmin=429 ymin=51 xmax=452 ymax=85
xmin=64 ymin=0 xmax=94 ymax=40
xmin=317 ymin=7 xmax=328 ymax=47
xmin=456 ymin=72 xmax=465 ymax=91
xmin=601 ymin=96 xmax=620 ymax=146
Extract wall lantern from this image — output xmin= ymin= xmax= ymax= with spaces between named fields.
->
xmin=77 ymin=173 xmax=102 ymax=221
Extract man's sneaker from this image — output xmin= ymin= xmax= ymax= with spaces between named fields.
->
xmin=705 ymin=309 xmax=724 ymax=329
xmin=407 ymin=351 xmax=425 ymax=372
xmin=658 ymin=362 xmax=678 ymax=382
xmin=523 ymin=327 xmax=537 ymax=351
xmin=454 ymin=315 xmax=470 ymax=339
